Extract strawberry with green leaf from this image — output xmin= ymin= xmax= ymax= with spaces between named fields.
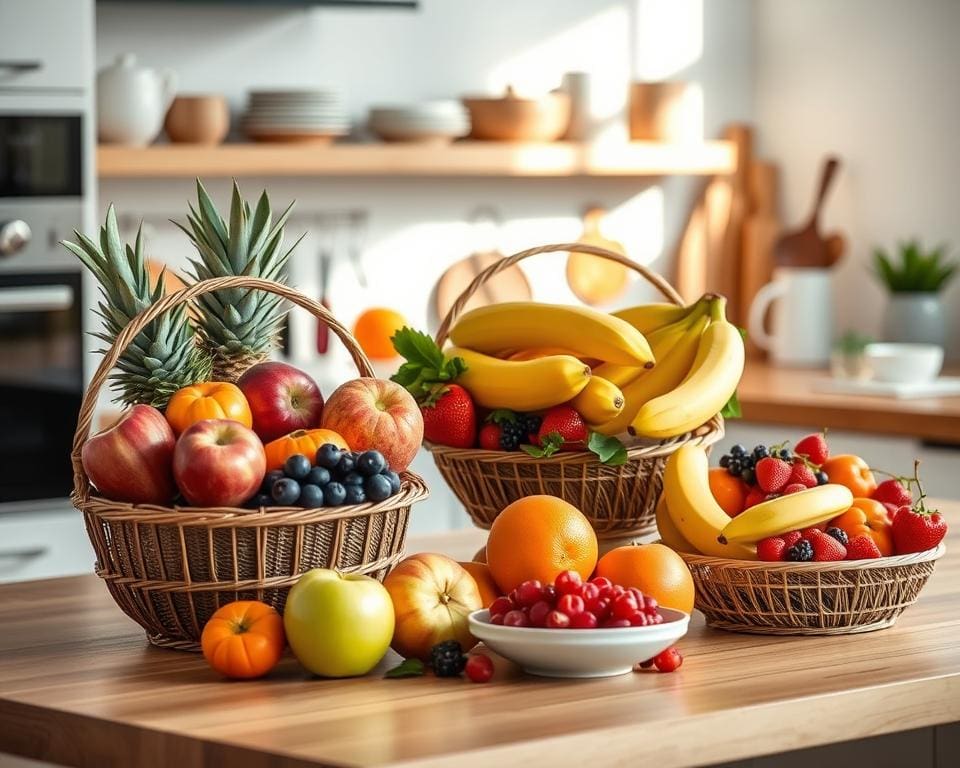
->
xmin=521 ymin=405 xmax=629 ymax=466
xmin=391 ymin=327 xmax=476 ymax=448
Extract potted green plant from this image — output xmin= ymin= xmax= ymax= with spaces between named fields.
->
xmin=873 ymin=239 xmax=956 ymax=346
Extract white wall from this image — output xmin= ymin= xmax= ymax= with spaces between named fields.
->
xmin=754 ymin=0 xmax=960 ymax=358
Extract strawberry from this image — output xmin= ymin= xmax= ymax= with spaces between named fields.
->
xmin=534 ymin=406 xmax=588 ymax=453
xmin=755 ymin=457 xmax=791 ymax=493
xmin=744 ymin=486 xmax=768 ymax=509
xmin=420 ymin=384 xmax=477 ymax=448
xmin=788 ymin=462 xmax=818 ymax=489
xmin=757 ymin=536 xmax=787 ymax=561
xmin=794 ymin=432 xmax=829 ymax=465
xmin=478 ymin=423 xmax=502 ymax=451
xmin=872 ymin=478 xmax=912 ymax=508
xmin=846 ymin=535 xmax=882 ymax=560
xmin=891 ymin=503 xmax=947 ymax=554
xmin=781 ymin=530 xmax=803 ymax=547
xmin=807 ymin=529 xmax=847 ymax=562
xmin=781 ymin=483 xmax=807 ymax=495
xmin=881 ymin=502 xmax=901 ymax=520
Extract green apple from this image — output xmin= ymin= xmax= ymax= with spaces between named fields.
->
xmin=284 ymin=568 xmax=395 ymax=677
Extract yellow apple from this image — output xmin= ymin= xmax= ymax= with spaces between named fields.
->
xmin=383 ymin=553 xmax=481 ymax=660
xmin=283 ymin=569 xmax=394 ymax=677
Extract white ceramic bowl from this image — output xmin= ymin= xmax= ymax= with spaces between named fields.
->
xmin=468 ymin=607 xmax=689 ymax=678
xmin=864 ymin=343 xmax=944 ymax=383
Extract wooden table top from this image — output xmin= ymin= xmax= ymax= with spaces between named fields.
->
xmin=1 ymin=511 xmax=958 ymax=768
xmin=737 ymin=361 xmax=960 ymax=443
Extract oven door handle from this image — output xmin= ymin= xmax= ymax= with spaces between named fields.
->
xmin=0 ymin=285 xmax=74 ymax=313
xmin=0 ymin=61 xmax=43 ymax=74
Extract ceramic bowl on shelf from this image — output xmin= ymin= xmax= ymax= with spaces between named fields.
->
xmin=368 ymin=101 xmax=470 ymax=143
xmin=164 ymin=95 xmax=229 ymax=144
xmin=468 ymin=608 xmax=689 ymax=678
xmin=462 ymin=86 xmax=571 ymax=142
xmin=864 ymin=343 xmax=944 ymax=383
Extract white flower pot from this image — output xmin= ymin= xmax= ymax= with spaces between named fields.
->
xmin=883 ymin=293 xmax=945 ymax=347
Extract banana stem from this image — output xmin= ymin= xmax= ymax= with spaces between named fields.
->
xmin=708 ymin=296 xmax=727 ymax=323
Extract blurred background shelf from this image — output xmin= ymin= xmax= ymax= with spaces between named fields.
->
xmin=96 ymin=140 xmax=737 ymax=178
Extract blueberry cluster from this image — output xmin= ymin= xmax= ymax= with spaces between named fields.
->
xmin=499 ymin=412 xmax=543 ymax=451
xmin=248 ymin=444 xmax=402 ymax=509
xmin=719 ymin=443 xmax=793 ymax=485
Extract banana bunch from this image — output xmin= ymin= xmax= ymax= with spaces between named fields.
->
xmin=659 ymin=445 xmax=854 ymax=559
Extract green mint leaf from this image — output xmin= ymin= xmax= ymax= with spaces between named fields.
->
xmin=587 ymin=432 xmax=629 ymax=466
xmin=385 ymin=658 xmax=425 ymax=678
xmin=534 ymin=431 xmax=565 ymax=458
xmin=487 ymin=409 xmax=518 ymax=425
xmin=521 ymin=443 xmax=546 ymax=458
xmin=720 ymin=390 xmax=742 ymax=419
xmin=389 ymin=326 xmax=467 ymax=402
xmin=391 ymin=327 xmax=444 ymax=371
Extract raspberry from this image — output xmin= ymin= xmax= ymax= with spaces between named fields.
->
xmin=755 ymin=457 xmax=792 ymax=493
xmin=846 ymin=535 xmax=882 ymax=560
xmin=807 ymin=530 xmax=847 ymax=562
xmin=794 ymin=432 xmax=829 ymax=465
xmin=788 ymin=462 xmax=818 ymax=489
xmin=757 ymin=536 xmax=787 ymax=561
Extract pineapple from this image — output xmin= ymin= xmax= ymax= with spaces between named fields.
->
xmin=62 ymin=205 xmax=211 ymax=408
xmin=177 ymin=180 xmax=301 ymax=380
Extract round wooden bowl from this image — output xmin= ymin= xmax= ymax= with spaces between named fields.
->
xmin=164 ymin=95 xmax=229 ymax=145
xmin=463 ymin=87 xmax=570 ymax=142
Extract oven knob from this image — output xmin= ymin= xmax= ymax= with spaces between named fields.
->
xmin=0 ymin=220 xmax=31 ymax=257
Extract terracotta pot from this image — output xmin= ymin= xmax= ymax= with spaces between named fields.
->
xmin=629 ymin=82 xmax=693 ymax=141
xmin=164 ymin=95 xmax=229 ymax=145
xmin=462 ymin=86 xmax=570 ymax=142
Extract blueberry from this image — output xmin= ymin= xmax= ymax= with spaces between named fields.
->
xmin=719 ymin=455 xmax=731 ymax=468
xmin=816 ymin=470 xmax=829 ymax=485
xmin=728 ymin=459 xmax=742 ymax=475
xmin=246 ymin=492 xmax=272 ymax=509
xmin=344 ymin=485 xmax=366 ymax=505
xmin=342 ymin=471 xmax=364 ymax=486
xmin=357 ymin=450 xmax=387 ymax=476
xmin=336 ymin=454 xmax=356 ymax=476
xmin=315 ymin=443 xmax=344 ymax=470
xmin=261 ymin=469 xmax=284 ymax=493
xmin=364 ymin=474 xmax=393 ymax=502
xmin=322 ymin=481 xmax=347 ymax=506
xmin=778 ymin=448 xmax=792 ymax=460
xmin=741 ymin=468 xmax=755 ymax=485
xmin=382 ymin=469 xmax=401 ymax=494
xmin=305 ymin=466 xmax=331 ymax=487
xmin=731 ymin=444 xmax=746 ymax=457
xmin=283 ymin=454 xmax=312 ymax=480
xmin=753 ymin=445 xmax=769 ymax=459
xmin=298 ymin=483 xmax=325 ymax=509
xmin=271 ymin=478 xmax=301 ymax=506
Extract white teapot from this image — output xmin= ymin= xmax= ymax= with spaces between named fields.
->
xmin=97 ymin=53 xmax=176 ymax=146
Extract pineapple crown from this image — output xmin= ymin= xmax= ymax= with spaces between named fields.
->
xmin=176 ymin=179 xmax=303 ymax=358
xmin=62 ymin=205 xmax=211 ymax=408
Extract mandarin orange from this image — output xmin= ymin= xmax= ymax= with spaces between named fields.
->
xmin=708 ymin=467 xmax=748 ymax=517
xmin=594 ymin=543 xmax=695 ymax=613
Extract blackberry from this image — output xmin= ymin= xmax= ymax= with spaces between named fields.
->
xmin=741 ymin=468 xmax=756 ymax=485
xmin=787 ymin=539 xmax=814 ymax=562
xmin=826 ymin=527 xmax=849 ymax=546
xmin=499 ymin=419 xmax=526 ymax=451
xmin=728 ymin=459 xmax=743 ymax=476
xmin=815 ymin=470 xmax=829 ymax=486
xmin=719 ymin=454 xmax=731 ymax=469
xmin=752 ymin=445 xmax=769 ymax=460
xmin=730 ymin=444 xmax=746 ymax=457
xmin=430 ymin=640 xmax=466 ymax=677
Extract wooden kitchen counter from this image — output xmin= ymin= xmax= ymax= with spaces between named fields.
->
xmin=738 ymin=361 xmax=960 ymax=443
xmin=1 ymin=512 xmax=958 ymax=768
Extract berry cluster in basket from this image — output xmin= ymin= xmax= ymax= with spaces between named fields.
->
xmin=387 ymin=292 xmax=742 ymax=461
xmin=80 ymin=359 xmax=424 ymax=510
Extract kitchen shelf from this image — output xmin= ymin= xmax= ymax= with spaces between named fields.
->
xmin=96 ymin=140 xmax=737 ymax=179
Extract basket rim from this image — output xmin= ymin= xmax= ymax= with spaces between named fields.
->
xmin=677 ymin=542 xmax=945 ymax=571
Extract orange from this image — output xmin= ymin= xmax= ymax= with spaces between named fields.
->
xmin=353 ymin=308 xmax=407 ymax=360
xmin=823 ymin=454 xmax=877 ymax=497
xmin=486 ymin=495 xmax=598 ymax=593
xmin=459 ymin=561 xmax=501 ymax=608
xmin=594 ymin=543 xmax=695 ymax=613
xmin=472 ymin=545 xmax=487 ymax=564
xmin=708 ymin=467 xmax=748 ymax=517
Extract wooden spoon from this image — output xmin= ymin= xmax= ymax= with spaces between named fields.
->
xmin=774 ymin=156 xmax=840 ymax=268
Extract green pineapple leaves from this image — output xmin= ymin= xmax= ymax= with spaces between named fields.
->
xmin=873 ymin=240 xmax=957 ymax=293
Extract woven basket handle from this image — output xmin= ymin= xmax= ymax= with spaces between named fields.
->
xmin=71 ymin=276 xmax=374 ymax=501
xmin=435 ymin=242 xmax=685 ymax=344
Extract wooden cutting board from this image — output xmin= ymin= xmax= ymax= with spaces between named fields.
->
xmin=740 ymin=160 xmax=780 ymax=356
xmin=434 ymin=250 xmax=531 ymax=321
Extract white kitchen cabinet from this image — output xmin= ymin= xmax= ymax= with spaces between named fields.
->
xmin=0 ymin=504 xmax=94 ymax=583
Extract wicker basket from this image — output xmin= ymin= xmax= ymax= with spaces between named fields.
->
xmin=71 ymin=277 xmax=429 ymax=651
xmin=429 ymin=242 xmax=723 ymax=540
xmin=679 ymin=545 xmax=945 ymax=635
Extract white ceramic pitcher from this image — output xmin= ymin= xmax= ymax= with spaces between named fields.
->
xmin=97 ymin=53 xmax=176 ymax=146
xmin=748 ymin=267 xmax=833 ymax=366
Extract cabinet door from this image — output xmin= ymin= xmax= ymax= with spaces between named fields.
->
xmin=0 ymin=0 xmax=93 ymax=91
xmin=0 ymin=508 xmax=93 ymax=583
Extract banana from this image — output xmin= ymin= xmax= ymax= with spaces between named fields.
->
xmin=503 ymin=346 xmax=584 ymax=362
xmin=572 ymin=376 xmax=624 ymax=425
xmin=449 ymin=302 xmax=654 ymax=367
xmin=449 ymin=346 xmax=591 ymax=411
xmin=630 ymin=297 xmax=745 ymax=439
xmin=663 ymin=444 xmax=757 ymax=559
xmin=654 ymin=495 xmax=696 ymax=554
xmin=718 ymin=485 xmax=854 ymax=545
xmin=592 ymin=308 xmax=711 ymax=435
xmin=613 ymin=302 xmax=695 ymax=335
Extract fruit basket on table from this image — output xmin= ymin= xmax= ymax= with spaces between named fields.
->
xmin=71 ymin=273 xmax=428 ymax=651
xmin=425 ymin=242 xmax=732 ymax=543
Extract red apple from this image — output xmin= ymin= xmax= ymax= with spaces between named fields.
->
xmin=237 ymin=361 xmax=324 ymax=443
xmin=81 ymin=404 xmax=177 ymax=504
xmin=173 ymin=419 xmax=266 ymax=507
xmin=320 ymin=377 xmax=423 ymax=471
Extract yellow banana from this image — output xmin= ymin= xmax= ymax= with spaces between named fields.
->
xmin=613 ymin=302 xmax=695 ymax=335
xmin=503 ymin=346 xmax=585 ymax=362
xmin=572 ymin=376 xmax=624 ymax=425
xmin=593 ymin=309 xmax=711 ymax=435
xmin=449 ymin=302 xmax=654 ymax=367
xmin=718 ymin=485 xmax=854 ymax=545
xmin=630 ymin=298 xmax=745 ymax=439
xmin=663 ymin=444 xmax=757 ymax=559
xmin=449 ymin=346 xmax=590 ymax=411
xmin=654 ymin=495 xmax=696 ymax=554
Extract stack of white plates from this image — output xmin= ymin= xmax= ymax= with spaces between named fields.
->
xmin=368 ymin=101 xmax=470 ymax=143
xmin=243 ymin=90 xmax=349 ymax=143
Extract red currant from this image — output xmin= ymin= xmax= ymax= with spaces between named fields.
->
xmin=578 ymin=582 xmax=600 ymax=602
xmin=610 ymin=585 xmax=626 ymax=599
xmin=541 ymin=584 xmax=558 ymax=605
xmin=628 ymin=611 xmax=648 ymax=626
xmin=653 ymin=647 xmax=683 ymax=673
xmin=556 ymin=594 xmax=585 ymax=617
xmin=546 ymin=610 xmax=571 ymax=628
xmin=555 ymin=570 xmax=583 ymax=595
xmin=611 ymin=594 xmax=639 ymax=620
xmin=590 ymin=576 xmax=613 ymax=590
xmin=465 ymin=654 xmax=495 ymax=683
xmin=585 ymin=595 xmax=610 ymax=620
xmin=490 ymin=613 xmax=505 ymax=625
xmin=627 ymin=587 xmax=645 ymax=603
xmin=489 ymin=596 xmax=514 ymax=616
xmin=602 ymin=618 xmax=632 ymax=628
xmin=570 ymin=611 xmax=598 ymax=629
xmin=527 ymin=600 xmax=552 ymax=627
xmin=643 ymin=595 xmax=659 ymax=614
xmin=651 ymin=613 xmax=664 ymax=624
xmin=503 ymin=609 xmax=530 ymax=627
xmin=515 ymin=579 xmax=544 ymax=608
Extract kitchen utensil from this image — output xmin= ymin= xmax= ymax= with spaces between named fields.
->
xmin=96 ymin=53 xmax=176 ymax=146
xmin=462 ymin=86 xmax=570 ymax=142
xmin=748 ymin=266 xmax=833 ymax=366
xmin=468 ymin=608 xmax=690 ymax=678
xmin=368 ymin=102 xmax=469 ymax=143
xmin=628 ymin=81 xmax=695 ymax=141
xmin=560 ymin=72 xmax=598 ymax=141
xmin=315 ymin=248 xmax=332 ymax=354
xmin=740 ymin=160 xmax=781 ymax=353
xmin=164 ymin=95 xmax=229 ymax=144
xmin=863 ymin=343 xmax=944 ymax=384
xmin=347 ymin=210 xmax=368 ymax=288
xmin=774 ymin=157 xmax=841 ymax=268
xmin=566 ymin=206 xmax=629 ymax=305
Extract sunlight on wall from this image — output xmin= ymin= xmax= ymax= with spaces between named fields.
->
xmin=605 ymin=186 xmax=666 ymax=266
xmin=633 ymin=0 xmax=703 ymax=80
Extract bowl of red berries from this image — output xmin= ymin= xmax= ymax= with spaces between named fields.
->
xmin=468 ymin=571 xmax=690 ymax=678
